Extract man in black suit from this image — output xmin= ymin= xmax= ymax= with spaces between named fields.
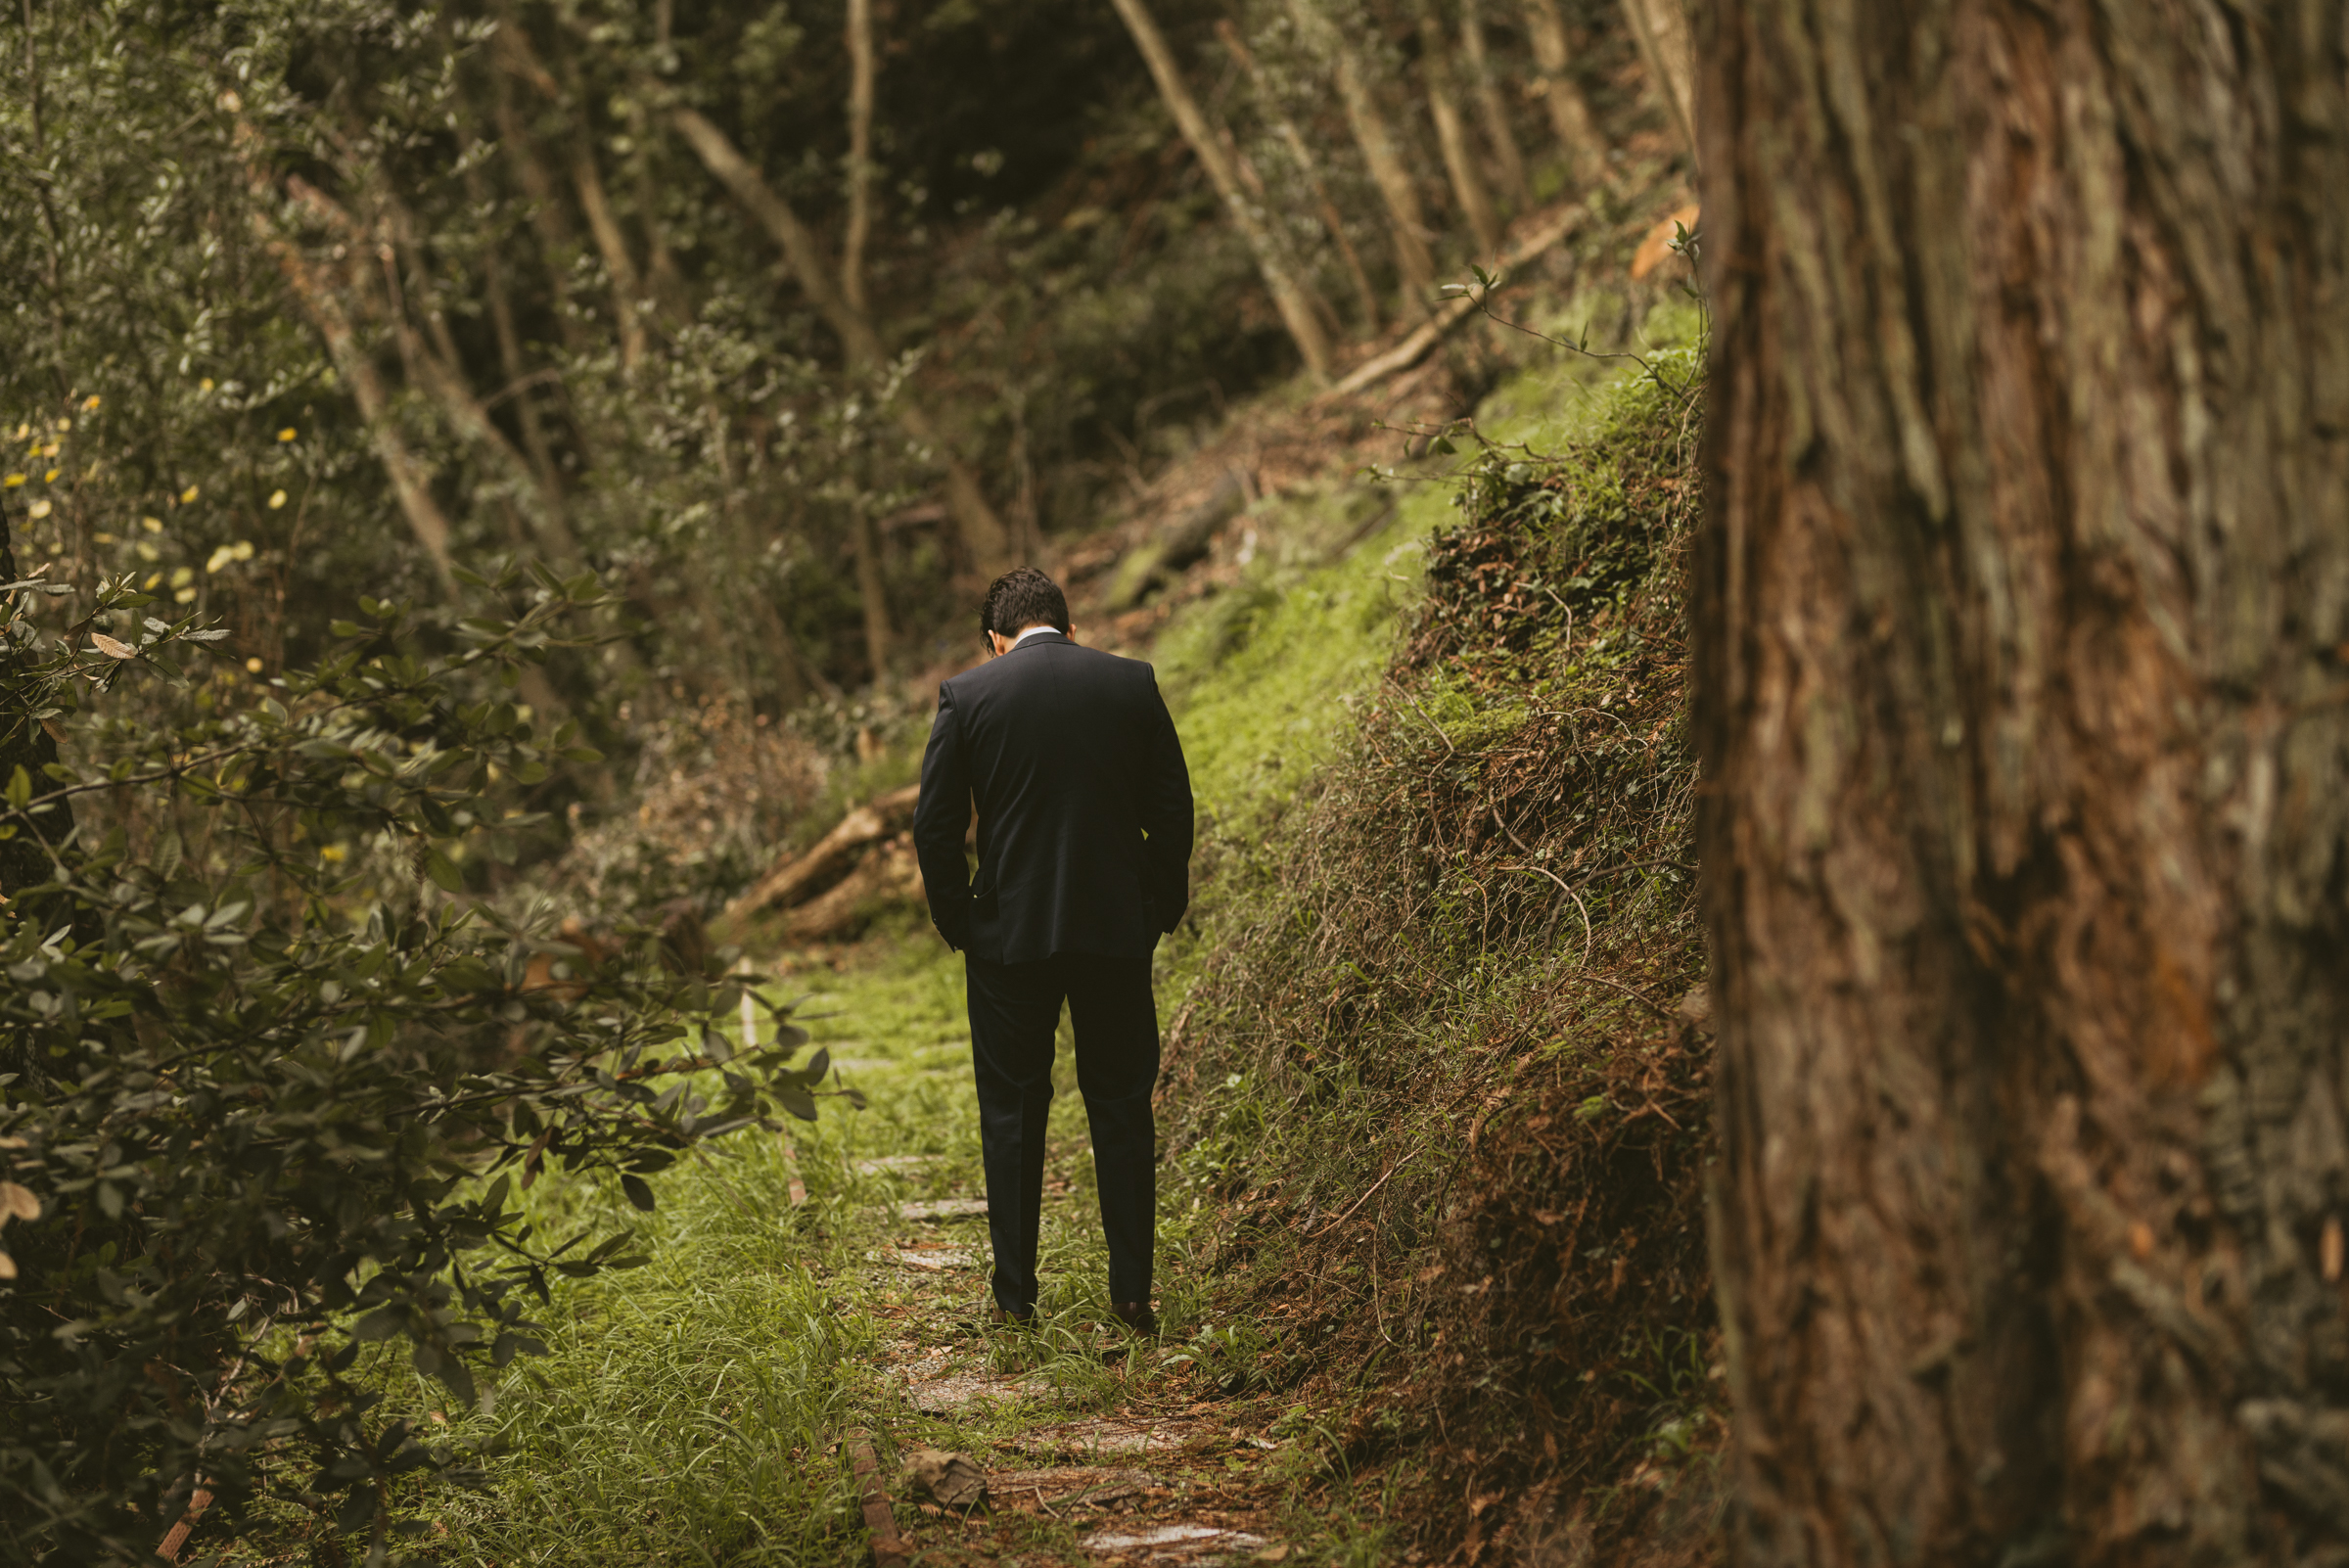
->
xmin=912 ymin=567 xmax=1194 ymax=1334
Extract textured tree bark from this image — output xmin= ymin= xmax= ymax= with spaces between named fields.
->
xmin=1109 ymin=0 xmax=1336 ymax=382
xmin=1696 ymin=2 xmax=2349 ymax=1562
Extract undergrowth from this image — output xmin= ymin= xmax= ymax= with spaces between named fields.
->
xmin=1161 ymin=343 xmax=1723 ymax=1564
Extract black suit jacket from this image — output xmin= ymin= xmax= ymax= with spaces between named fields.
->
xmin=913 ymin=631 xmax=1194 ymax=964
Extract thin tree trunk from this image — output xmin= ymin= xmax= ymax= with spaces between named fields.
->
xmin=1697 ymin=2 xmax=2349 ymax=1562
xmin=669 ymin=107 xmax=1013 ymax=576
xmin=0 ymin=488 xmax=72 ymax=902
xmin=843 ymin=0 xmax=877 ymax=315
xmin=1518 ymin=0 xmax=1601 ymax=185
xmin=1286 ymin=0 xmax=1439 ymax=317
xmin=1108 ymin=0 xmax=1335 ymax=383
xmin=1409 ymin=0 xmax=1504 ymax=254
xmin=498 ymin=15 xmax=646 ymax=368
xmin=457 ymin=124 xmax=570 ymax=534
xmin=1620 ymin=0 xmax=1693 ymax=164
xmin=1455 ymin=0 xmax=1530 ymax=209
xmin=259 ymin=212 xmax=457 ymax=594
xmin=851 ymin=510 xmax=893 ymax=678
xmin=1216 ymin=19 xmax=1383 ymax=334
xmin=489 ymin=32 xmax=588 ymax=356
xmin=568 ymin=148 xmax=647 ymax=372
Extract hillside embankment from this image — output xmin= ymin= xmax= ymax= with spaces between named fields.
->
xmin=1152 ymin=323 xmax=1718 ymax=1565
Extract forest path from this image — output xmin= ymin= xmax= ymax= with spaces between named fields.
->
xmin=773 ymin=925 xmax=1319 ymax=1568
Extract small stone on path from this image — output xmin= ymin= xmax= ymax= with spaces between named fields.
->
xmin=881 ymin=1244 xmax=982 ymax=1272
xmin=1079 ymin=1524 xmax=1269 ymax=1564
xmin=990 ymin=1466 xmax=1158 ymax=1509
xmin=1017 ymin=1417 xmax=1186 ymax=1457
xmin=900 ymin=1197 xmax=990 ymax=1222
xmin=904 ymin=1449 xmax=990 ymax=1508
xmin=856 ymin=1154 xmax=947 ymax=1176
xmin=903 ymin=1371 xmax=1032 ymax=1414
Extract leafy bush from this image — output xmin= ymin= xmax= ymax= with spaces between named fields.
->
xmin=0 ymin=559 xmax=849 ymax=1563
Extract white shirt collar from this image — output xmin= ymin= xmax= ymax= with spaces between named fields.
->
xmin=1009 ymin=624 xmax=1062 ymax=647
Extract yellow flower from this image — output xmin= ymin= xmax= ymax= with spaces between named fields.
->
xmin=10 ymin=424 xmax=24 ymax=439
xmin=277 ymin=428 xmax=297 ymax=442
xmin=27 ymin=500 xmax=51 ymax=520
xmin=180 ymin=485 xmax=199 ymax=503
xmin=267 ymin=489 xmax=287 ymax=510
xmin=1 ymin=474 xmax=21 ymax=487
xmin=82 ymin=395 xmax=100 ymax=410
xmin=43 ymin=469 xmax=59 ymax=483
xmin=93 ymin=531 xmax=115 ymax=545
xmin=41 ymin=444 xmax=58 ymax=458
xmin=206 ymin=545 xmax=234 ymax=575
xmin=169 ymin=566 xmax=194 ymax=588
xmin=246 ymin=657 xmax=264 ymax=674
xmin=173 ymin=586 xmax=197 ymax=604
xmin=141 ymin=516 xmax=162 ymax=532
xmin=135 ymin=541 xmax=159 ymax=562
xmin=199 ymin=378 xmax=214 ymax=392
xmin=319 ymin=843 xmax=346 ymax=864
xmin=143 ymin=572 xmax=161 ymax=589
xmin=232 ymin=539 xmax=253 ymax=562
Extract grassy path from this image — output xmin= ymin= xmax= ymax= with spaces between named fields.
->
xmin=379 ymin=919 xmax=1383 ymax=1568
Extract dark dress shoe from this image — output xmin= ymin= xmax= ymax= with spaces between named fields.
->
xmin=1109 ymin=1301 xmax=1158 ymax=1337
xmin=990 ymin=1302 xmax=1035 ymax=1327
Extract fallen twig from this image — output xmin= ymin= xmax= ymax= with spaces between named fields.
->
xmin=847 ymin=1429 xmax=905 ymax=1567
xmin=1308 ymin=1147 xmax=1423 ymax=1238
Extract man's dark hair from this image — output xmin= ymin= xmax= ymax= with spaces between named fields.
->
xmin=982 ymin=567 xmax=1071 ymax=638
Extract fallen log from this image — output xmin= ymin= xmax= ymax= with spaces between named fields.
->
xmin=727 ymin=782 xmax=921 ymax=921
xmin=780 ymin=836 xmax=925 ymax=944
xmin=1319 ymin=201 xmax=1586 ymax=400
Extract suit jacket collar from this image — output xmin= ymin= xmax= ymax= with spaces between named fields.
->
xmin=1006 ymin=629 xmax=1071 ymax=652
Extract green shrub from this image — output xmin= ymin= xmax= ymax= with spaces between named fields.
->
xmin=0 ymin=564 xmax=847 ymax=1563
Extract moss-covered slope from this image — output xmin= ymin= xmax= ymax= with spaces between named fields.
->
xmin=1156 ymin=336 xmax=1722 ymax=1564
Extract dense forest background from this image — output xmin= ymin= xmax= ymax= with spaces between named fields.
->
xmin=5 ymin=0 xmax=1688 ymax=911
xmin=4 ymin=1 xmax=1708 ymax=1561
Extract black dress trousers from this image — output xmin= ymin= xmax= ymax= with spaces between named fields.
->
xmin=965 ymin=949 xmax=1160 ymax=1312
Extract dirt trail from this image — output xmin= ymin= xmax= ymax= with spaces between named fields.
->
xmin=837 ymin=1153 xmax=1299 ymax=1568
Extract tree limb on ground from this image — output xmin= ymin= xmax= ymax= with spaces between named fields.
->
xmin=1320 ymin=203 xmax=1587 ymax=399
xmin=726 ymin=783 xmax=923 ymax=922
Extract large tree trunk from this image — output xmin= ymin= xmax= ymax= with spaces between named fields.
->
xmin=1696 ymin=3 xmax=2349 ymax=1563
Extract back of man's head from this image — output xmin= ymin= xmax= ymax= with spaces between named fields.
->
xmin=982 ymin=567 xmax=1071 ymax=639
